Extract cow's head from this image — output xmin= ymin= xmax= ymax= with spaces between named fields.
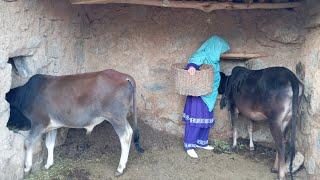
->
xmin=218 ymin=72 xmax=228 ymax=95
xmin=7 ymin=105 xmax=31 ymax=131
xmin=5 ymin=87 xmax=19 ymax=106
xmin=6 ymin=87 xmax=32 ymax=131
xmin=6 ymin=89 xmax=15 ymax=105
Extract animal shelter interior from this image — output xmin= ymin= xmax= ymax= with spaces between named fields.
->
xmin=1 ymin=0 xmax=320 ymax=179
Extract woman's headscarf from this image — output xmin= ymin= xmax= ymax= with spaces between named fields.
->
xmin=188 ymin=35 xmax=230 ymax=112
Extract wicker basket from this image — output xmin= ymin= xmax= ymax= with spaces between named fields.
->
xmin=172 ymin=63 xmax=214 ymax=96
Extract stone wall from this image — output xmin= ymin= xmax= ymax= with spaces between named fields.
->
xmin=0 ymin=0 xmax=308 ymax=179
xmin=0 ymin=54 xmax=25 ymax=179
xmin=80 ymin=4 xmax=305 ymax=143
xmin=297 ymin=0 xmax=320 ymax=179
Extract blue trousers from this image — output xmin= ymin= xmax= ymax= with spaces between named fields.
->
xmin=184 ymin=124 xmax=211 ymax=150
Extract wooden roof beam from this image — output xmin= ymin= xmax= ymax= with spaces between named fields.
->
xmin=70 ymin=0 xmax=302 ymax=12
xmin=221 ymin=52 xmax=267 ymax=60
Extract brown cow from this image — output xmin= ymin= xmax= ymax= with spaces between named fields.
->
xmin=218 ymin=66 xmax=303 ymax=180
xmin=6 ymin=69 xmax=144 ymax=176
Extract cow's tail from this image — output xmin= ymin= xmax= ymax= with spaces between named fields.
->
xmin=288 ymin=72 xmax=301 ymax=180
xmin=127 ymin=77 xmax=144 ymax=153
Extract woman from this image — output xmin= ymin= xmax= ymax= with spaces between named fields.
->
xmin=183 ymin=35 xmax=230 ymax=158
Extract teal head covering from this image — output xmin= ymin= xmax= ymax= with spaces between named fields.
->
xmin=188 ymin=35 xmax=230 ymax=112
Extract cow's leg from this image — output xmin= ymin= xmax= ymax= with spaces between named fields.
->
xmin=271 ymin=152 xmax=279 ymax=173
xmin=229 ymin=106 xmax=238 ymax=149
xmin=45 ymin=129 xmax=57 ymax=169
xmin=111 ymin=120 xmax=133 ymax=176
xmin=247 ymin=120 xmax=254 ymax=151
xmin=232 ymin=127 xmax=238 ymax=148
xmin=24 ymin=125 xmax=44 ymax=172
xmin=270 ymin=122 xmax=286 ymax=180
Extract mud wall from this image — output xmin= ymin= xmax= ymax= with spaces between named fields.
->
xmin=297 ymin=0 xmax=320 ymax=179
xmin=0 ymin=0 xmax=308 ymax=179
xmin=79 ymin=4 xmax=305 ymax=143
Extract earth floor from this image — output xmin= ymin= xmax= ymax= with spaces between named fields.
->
xmin=25 ymin=121 xmax=307 ymax=180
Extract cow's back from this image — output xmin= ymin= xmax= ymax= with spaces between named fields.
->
xmin=228 ymin=66 xmax=299 ymax=121
xmin=39 ymin=69 xmax=133 ymax=128
xmin=230 ymin=66 xmax=296 ymax=97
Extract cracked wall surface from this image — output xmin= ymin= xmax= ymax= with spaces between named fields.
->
xmin=296 ymin=0 xmax=320 ymax=179
xmin=0 ymin=0 xmax=312 ymax=179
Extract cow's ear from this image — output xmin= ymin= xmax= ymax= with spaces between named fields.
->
xmin=220 ymin=72 xmax=226 ymax=79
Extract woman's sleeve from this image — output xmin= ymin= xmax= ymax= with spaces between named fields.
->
xmin=185 ymin=47 xmax=207 ymax=70
xmin=185 ymin=63 xmax=200 ymax=70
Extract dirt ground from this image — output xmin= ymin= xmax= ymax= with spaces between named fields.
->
xmin=25 ymin=121 xmax=307 ymax=180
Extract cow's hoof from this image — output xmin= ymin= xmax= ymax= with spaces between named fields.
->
xmin=271 ymin=168 xmax=278 ymax=173
xmin=115 ymin=170 xmax=123 ymax=177
xmin=24 ymin=167 xmax=31 ymax=173
xmin=250 ymin=147 xmax=255 ymax=151
xmin=45 ymin=164 xmax=52 ymax=170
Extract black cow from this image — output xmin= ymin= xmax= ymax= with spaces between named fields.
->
xmin=218 ymin=66 xmax=303 ymax=180
xmin=6 ymin=69 xmax=144 ymax=176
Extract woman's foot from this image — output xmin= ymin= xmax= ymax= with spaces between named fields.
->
xmin=186 ymin=149 xmax=198 ymax=158
xmin=196 ymin=145 xmax=214 ymax=150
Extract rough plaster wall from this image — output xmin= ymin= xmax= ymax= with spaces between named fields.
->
xmin=0 ymin=1 xmax=81 ymax=179
xmin=0 ymin=56 xmax=24 ymax=179
xmin=80 ymin=5 xmax=304 ymax=143
xmin=0 ymin=0 xmax=306 ymax=179
xmin=297 ymin=0 xmax=320 ymax=179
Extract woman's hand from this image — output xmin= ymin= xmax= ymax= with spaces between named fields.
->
xmin=188 ymin=67 xmax=196 ymax=76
